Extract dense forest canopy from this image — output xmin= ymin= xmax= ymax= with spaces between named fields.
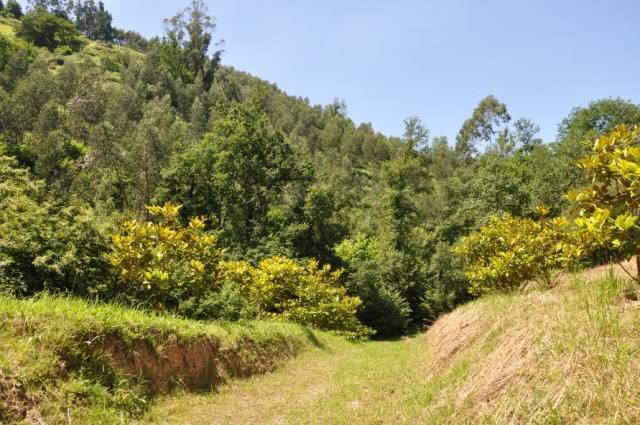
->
xmin=1 ymin=0 xmax=640 ymax=337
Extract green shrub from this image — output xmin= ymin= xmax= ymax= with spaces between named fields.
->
xmin=0 ymin=156 xmax=110 ymax=295
xmin=348 ymin=265 xmax=411 ymax=338
xmin=53 ymin=45 xmax=73 ymax=56
xmin=176 ymin=282 xmax=256 ymax=321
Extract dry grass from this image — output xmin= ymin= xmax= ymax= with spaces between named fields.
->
xmin=422 ymin=272 xmax=640 ymax=424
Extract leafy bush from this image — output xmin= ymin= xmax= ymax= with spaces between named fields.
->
xmin=453 ymin=207 xmax=583 ymax=295
xmin=0 ymin=156 xmax=110 ymax=295
xmin=108 ymin=203 xmax=223 ymax=311
xmin=567 ymin=125 xmax=640 ymax=281
xmin=219 ymin=257 xmax=373 ymax=338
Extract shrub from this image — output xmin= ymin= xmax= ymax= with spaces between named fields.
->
xmin=567 ymin=125 xmax=640 ymax=281
xmin=53 ymin=45 xmax=73 ymax=56
xmin=219 ymin=257 xmax=373 ymax=338
xmin=348 ymin=265 xmax=411 ymax=338
xmin=108 ymin=203 xmax=223 ymax=311
xmin=0 ymin=156 xmax=110 ymax=295
xmin=335 ymin=236 xmax=413 ymax=337
xmin=453 ymin=207 xmax=583 ymax=295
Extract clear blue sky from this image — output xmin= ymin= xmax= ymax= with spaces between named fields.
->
xmin=23 ymin=0 xmax=640 ymax=141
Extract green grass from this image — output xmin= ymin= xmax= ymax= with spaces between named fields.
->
xmin=0 ymin=294 xmax=325 ymax=424
xmin=0 ymin=16 xmax=18 ymax=35
xmin=140 ymin=272 xmax=640 ymax=424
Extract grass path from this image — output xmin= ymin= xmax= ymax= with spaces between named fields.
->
xmin=140 ymin=334 xmax=446 ymax=425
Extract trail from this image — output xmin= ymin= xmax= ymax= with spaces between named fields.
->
xmin=140 ymin=335 xmax=434 ymax=425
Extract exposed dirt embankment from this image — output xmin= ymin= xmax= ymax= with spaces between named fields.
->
xmin=0 ymin=295 xmax=319 ymax=423
xmin=91 ymin=332 xmax=303 ymax=394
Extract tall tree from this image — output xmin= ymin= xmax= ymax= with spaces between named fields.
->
xmin=162 ymin=0 xmax=222 ymax=85
xmin=456 ymin=95 xmax=511 ymax=160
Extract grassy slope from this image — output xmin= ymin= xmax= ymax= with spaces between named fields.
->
xmin=0 ymin=17 xmax=18 ymax=35
xmin=142 ymin=271 xmax=640 ymax=424
xmin=0 ymin=295 xmax=328 ymax=424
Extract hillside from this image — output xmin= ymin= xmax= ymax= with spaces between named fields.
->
xmin=141 ymin=269 xmax=640 ymax=424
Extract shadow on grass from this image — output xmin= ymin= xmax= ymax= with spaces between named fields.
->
xmin=302 ymin=326 xmax=326 ymax=349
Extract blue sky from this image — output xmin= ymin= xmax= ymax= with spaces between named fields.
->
xmin=22 ymin=0 xmax=640 ymax=141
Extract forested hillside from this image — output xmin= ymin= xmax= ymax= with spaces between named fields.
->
xmin=2 ymin=0 xmax=640 ymax=337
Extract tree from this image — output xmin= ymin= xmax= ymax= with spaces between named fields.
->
xmin=159 ymin=90 xmax=304 ymax=255
xmin=27 ymin=0 xmax=73 ymax=18
xmin=512 ymin=117 xmax=543 ymax=152
xmin=93 ymin=1 xmax=114 ymax=41
xmin=161 ymin=0 xmax=222 ymax=84
xmin=403 ymin=116 xmax=430 ymax=153
xmin=456 ymin=95 xmax=511 ymax=160
xmin=558 ymin=98 xmax=640 ymax=143
xmin=5 ymin=0 xmax=22 ymax=19
xmin=16 ymin=9 xmax=85 ymax=52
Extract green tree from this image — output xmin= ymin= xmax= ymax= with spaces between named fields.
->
xmin=159 ymin=90 xmax=304 ymax=255
xmin=161 ymin=0 xmax=222 ymax=85
xmin=16 ymin=9 xmax=85 ymax=52
xmin=456 ymin=95 xmax=511 ymax=160
xmin=558 ymin=98 xmax=640 ymax=160
xmin=4 ymin=0 xmax=22 ymax=19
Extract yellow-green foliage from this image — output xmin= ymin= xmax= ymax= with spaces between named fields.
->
xmin=220 ymin=257 xmax=373 ymax=338
xmin=453 ymin=207 xmax=583 ymax=295
xmin=568 ymin=125 xmax=640 ymax=274
xmin=108 ymin=203 xmax=223 ymax=310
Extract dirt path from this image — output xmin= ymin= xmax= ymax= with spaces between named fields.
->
xmin=140 ymin=335 xmax=429 ymax=425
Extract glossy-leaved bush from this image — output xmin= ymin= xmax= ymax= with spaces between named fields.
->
xmin=568 ymin=125 xmax=640 ymax=281
xmin=220 ymin=257 xmax=374 ymax=338
xmin=453 ymin=207 xmax=584 ymax=295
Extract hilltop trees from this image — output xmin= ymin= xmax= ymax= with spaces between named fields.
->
xmin=17 ymin=9 xmax=85 ymax=52
xmin=3 ymin=0 xmax=22 ymax=19
xmin=74 ymin=0 xmax=114 ymax=41
xmin=161 ymin=0 xmax=222 ymax=85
